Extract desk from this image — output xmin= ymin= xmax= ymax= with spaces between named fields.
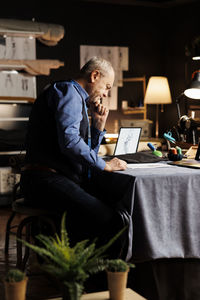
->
xmin=118 ymin=162 xmax=200 ymax=263
xmin=92 ymin=162 xmax=200 ymax=299
xmin=49 ymin=288 xmax=146 ymax=300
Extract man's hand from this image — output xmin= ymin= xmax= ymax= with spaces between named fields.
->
xmin=104 ymin=157 xmax=127 ymax=172
xmin=90 ymin=101 xmax=109 ymax=132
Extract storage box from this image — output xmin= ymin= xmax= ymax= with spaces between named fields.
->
xmin=0 ymin=166 xmax=20 ymax=194
xmin=0 ymin=71 xmax=36 ymax=100
xmin=0 ymin=36 xmax=36 ymax=60
xmin=120 ymin=119 xmax=153 ymax=138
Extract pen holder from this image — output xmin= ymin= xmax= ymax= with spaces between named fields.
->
xmin=168 ymin=153 xmax=183 ymax=161
xmin=168 ymin=146 xmax=183 ymax=161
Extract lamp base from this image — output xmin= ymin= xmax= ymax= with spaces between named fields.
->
xmin=155 ymin=104 xmax=159 ymax=138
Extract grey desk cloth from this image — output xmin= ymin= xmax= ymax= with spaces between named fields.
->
xmin=118 ymin=162 xmax=200 ymax=263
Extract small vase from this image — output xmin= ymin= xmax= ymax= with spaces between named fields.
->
xmin=107 ymin=270 xmax=129 ymax=300
xmin=62 ymin=283 xmax=83 ymax=300
xmin=4 ymin=277 xmax=28 ymax=300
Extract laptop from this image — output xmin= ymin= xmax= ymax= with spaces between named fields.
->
xmin=103 ymin=127 xmax=142 ymax=161
xmin=168 ymin=141 xmax=200 ymax=169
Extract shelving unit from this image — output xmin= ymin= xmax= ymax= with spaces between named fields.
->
xmin=122 ymin=76 xmax=147 ymax=119
xmin=0 ymin=20 xmax=64 ymax=204
xmin=0 ymin=25 xmax=64 ymax=152
xmin=119 ymin=76 xmax=154 ymax=138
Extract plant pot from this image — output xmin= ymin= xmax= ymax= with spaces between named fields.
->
xmin=62 ymin=283 xmax=83 ymax=300
xmin=4 ymin=277 xmax=28 ymax=300
xmin=107 ymin=270 xmax=129 ymax=300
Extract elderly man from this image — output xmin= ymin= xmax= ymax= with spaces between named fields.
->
xmin=20 ymin=56 xmax=127 ymax=244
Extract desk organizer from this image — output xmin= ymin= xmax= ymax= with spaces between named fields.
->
xmin=168 ymin=153 xmax=183 ymax=161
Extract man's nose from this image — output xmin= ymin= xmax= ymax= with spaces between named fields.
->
xmin=103 ymin=91 xmax=108 ymax=97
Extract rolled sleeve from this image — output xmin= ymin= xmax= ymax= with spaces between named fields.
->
xmin=91 ymin=125 xmax=106 ymax=153
xmin=95 ymin=155 xmax=106 ymax=170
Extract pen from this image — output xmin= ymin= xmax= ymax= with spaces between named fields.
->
xmin=147 ymin=142 xmax=162 ymax=157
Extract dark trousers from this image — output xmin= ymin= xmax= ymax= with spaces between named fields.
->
xmin=20 ymin=170 xmax=125 ymax=251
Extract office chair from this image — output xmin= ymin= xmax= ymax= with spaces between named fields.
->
xmin=4 ymin=181 xmax=59 ymax=271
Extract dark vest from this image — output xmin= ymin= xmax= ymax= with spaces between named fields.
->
xmin=25 ymin=84 xmax=89 ymax=184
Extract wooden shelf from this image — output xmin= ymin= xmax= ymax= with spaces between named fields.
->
xmin=123 ymin=76 xmax=146 ymax=82
xmin=122 ymin=107 xmax=146 ymax=115
xmin=122 ymin=76 xmax=147 ymax=119
xmin=0 ymin=96 xmax=35 ymax=103
xmin=0 ymin=30 xmax=44 ymax=38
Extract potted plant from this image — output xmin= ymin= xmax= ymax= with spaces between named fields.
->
xmin=105 ymin=259 xmax=135 ymax=300
xmin=3 ymin=268 xmax=28 ymax=300
xmin=18 ymin=211 xmax=125 ymax=300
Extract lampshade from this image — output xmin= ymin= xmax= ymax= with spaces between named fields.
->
xmin=144 ymin=76 xmax=172 ymax=104
xmin=184 ymin=71 xmax=200 ymax=99
xmin=144 ymin=76 xmax=172 ymax=138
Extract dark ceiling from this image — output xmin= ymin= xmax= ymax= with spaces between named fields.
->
xmin=79 ymin=0 xmax=199 ymax=8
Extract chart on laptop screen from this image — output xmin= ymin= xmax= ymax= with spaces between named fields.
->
xmin=114 ymin=127 xmax=141 ymax=155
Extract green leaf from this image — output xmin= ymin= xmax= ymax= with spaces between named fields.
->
xmin=60 ymin=211 xmax=70 ymax=247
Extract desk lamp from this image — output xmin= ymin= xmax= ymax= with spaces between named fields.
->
xmin=184 ymin=70 xmax=200 ymax=99
xmin=176 ymin=70 xmax=200 ymax=118
xmin=191 ymin=37 xmax=200 ymax=61
xmin=175 ymin=70 xmax=200 ymax=144
xmin=144 ymin=76 xmax=172 ymax=138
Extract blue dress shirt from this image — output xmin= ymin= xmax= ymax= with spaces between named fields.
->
xmin=50 ymin=80 xmax=106 ymax=170
xmin=25 ymin=79 xmax=106 ymax=183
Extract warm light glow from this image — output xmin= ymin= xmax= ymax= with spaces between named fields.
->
xmin=104 ymin=134 xmax=118 ymax=138
xmin=184 ymin=88 xmax=200 ymax=99
xmin=184 ymin=71 xmax=200 ymax=99
xmin=104 ymin=133 xmax=118 ymax=143
xmin=192 ymin=56 xmax=200 ymax=60
xmin=144 ymin=76 xmax=172 ymax=104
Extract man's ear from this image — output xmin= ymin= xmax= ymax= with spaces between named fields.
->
xmin=90 ymin=70 xmax=100 ymax=83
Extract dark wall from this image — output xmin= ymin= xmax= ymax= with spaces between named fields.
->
xmin=161 ymin=3 xmax=200 ymax=137
xmin=1 ymin=1 xmax=200 ymax=136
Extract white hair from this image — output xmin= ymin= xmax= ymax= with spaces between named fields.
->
xmin=80 ymin=56 xmax=114 ymax=78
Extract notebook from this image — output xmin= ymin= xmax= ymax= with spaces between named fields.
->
xmin=103 ymin=127 xmax=142 ymax=161
xmin=168 ymin=159 xmax=200 ymax=169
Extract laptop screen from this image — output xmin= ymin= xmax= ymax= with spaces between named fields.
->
xmin=114 ymin=127 xmax=142 ymax=155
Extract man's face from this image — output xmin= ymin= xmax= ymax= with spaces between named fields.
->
xmin=87 ymin=70 xmax=115 ymax=105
